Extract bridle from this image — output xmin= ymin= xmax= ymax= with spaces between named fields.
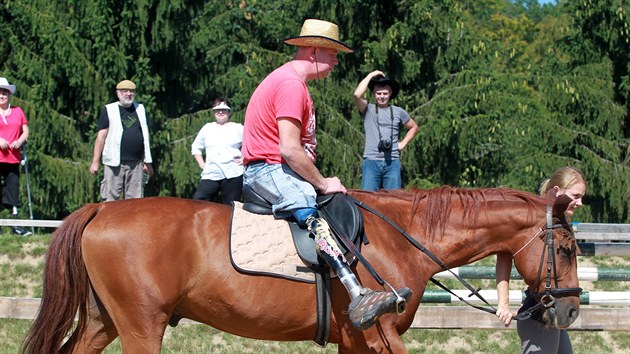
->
xmin=514 ymin=206 xmax=582 ymax=320
xmin=344 ymin=196 xmax=581 ymax=320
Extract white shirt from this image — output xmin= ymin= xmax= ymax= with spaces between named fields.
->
xmin=191 ymin=121 xmax=244 ymax=180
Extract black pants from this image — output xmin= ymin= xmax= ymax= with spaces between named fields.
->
xmin=0 ymin=163 xmax=20 ymax=210
xmin=192 ymin=176 xmax=243 ymax=205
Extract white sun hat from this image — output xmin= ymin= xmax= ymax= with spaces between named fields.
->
xmin=212 ymin=101 xmax=231 ymax=111
xmin=0 ymin=77 xmax=16 ymax=94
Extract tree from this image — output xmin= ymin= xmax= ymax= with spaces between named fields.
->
xmin=0 ymin=0 xmax=627 ymax=223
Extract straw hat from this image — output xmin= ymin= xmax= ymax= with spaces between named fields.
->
xmin=284 ymin=19 xmax=353 ymax=53
xmin=368 ymin=75 xmax=400 ymax=99
xmin=0 ymin=77 xmax=16 ymax=94
xmin=116 ymin=80 xmax=136 ymax=90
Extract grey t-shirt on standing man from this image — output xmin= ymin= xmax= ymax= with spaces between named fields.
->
xmin=361 ymin=103 xmax=410 ymax=160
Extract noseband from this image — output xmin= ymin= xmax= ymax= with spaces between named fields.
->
xmin=515 ymin=206 xmax=582 ymax=319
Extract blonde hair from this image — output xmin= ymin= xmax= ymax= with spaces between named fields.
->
xmin=538 ymin=167 xmax=586 ymax=196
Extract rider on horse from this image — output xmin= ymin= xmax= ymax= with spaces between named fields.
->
xmin=240 ymin=19 xmax=412 ymax=330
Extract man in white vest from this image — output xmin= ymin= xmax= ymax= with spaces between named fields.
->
xmin=89 ymin=79 xmax=154 ymax=201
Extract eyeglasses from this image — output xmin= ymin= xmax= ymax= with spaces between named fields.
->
xmin=117 ymin=89 xmax=136 ymax=94
xmin=214 ymin=109 xmax=230 ymax=114
xmin=0 ymin=90 xmax=11 ymax=97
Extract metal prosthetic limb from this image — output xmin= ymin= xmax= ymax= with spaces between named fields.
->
xmin=306 ymin=215 xmax=413 ymax=330
xmin=307 ymin=216 xmax=363 ymax=299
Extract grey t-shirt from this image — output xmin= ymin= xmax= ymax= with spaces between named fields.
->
xmin=361 ymin=103 xmax=410 ymax=160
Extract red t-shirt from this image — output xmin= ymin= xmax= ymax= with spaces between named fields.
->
xmin=0 ymin=106 xmax=28 ymax=164
xmin=242 ymin=62 xmax=317 ymax=165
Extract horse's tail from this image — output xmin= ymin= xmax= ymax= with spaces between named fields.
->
xmin=21 ymin=203 xmax=102 ymax=354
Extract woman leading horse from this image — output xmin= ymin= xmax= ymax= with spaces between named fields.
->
xmin=22 ymin=186 xmax=581 ymax=353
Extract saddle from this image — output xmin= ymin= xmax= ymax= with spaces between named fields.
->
xmin=241 ymin=185 xmax=366 ymax=268
xmin=241 ymin=185 xmax=366 ymax=346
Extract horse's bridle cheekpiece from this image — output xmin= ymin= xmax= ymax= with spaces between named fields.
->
xmin=514 ymin=206 xmax=582 ymax=320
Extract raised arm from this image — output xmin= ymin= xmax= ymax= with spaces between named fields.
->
xmin=353 ymin=70 xmax=384 ymax=114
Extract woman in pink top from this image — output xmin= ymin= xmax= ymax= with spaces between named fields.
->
xmin=0 ymin=77 xmax=31 ymax=235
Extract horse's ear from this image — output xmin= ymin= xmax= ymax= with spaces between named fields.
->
xmin=552 ymin=194 xmax=573 ymax=219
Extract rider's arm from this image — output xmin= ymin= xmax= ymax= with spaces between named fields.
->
xmin=278 ymin=117 xmax=345 ymax=194
xmin=495 ymin=252 xmax=514 ymax=326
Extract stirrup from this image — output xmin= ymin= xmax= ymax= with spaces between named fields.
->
xmin=348 ymin=287 xmax=412 ymax=330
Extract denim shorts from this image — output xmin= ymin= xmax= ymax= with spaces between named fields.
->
xmin=243 ymin=162 xmax=317 ymax=219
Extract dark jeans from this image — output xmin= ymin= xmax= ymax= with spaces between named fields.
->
xmin=193 ymin=176 xmax=243 ymax=205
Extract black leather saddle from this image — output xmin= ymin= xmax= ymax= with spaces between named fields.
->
xmin=241 ymin=185 xmax=365 ymax=268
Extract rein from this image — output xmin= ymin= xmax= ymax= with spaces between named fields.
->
xmin=348 ymin=195 xmax=498 ymax=316
xmin=348 ymin=196 xmax=581 ymax=320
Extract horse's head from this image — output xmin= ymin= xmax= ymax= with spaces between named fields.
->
xmin=513 ymin=194 xmax=581 ymax=329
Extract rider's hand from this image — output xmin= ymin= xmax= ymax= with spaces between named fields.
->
xmin=321 ymin=177 xmax=347 ymax=195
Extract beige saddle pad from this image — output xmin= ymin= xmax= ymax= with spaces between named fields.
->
xmin=230 ymin=202 xmax=316 ymax=282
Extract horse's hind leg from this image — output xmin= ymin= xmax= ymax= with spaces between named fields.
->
xmin=109 ymin=308 xmax=169 ymax=353
xmin=93 ymin=287 xmax=170 ymax=353
xmin=62 ymin=290 xmax=118 ymax=354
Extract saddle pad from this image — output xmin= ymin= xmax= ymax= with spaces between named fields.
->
xmin=230 ymin=202 xmax=315 ymax=283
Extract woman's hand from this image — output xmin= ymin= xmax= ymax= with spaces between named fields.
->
xmin=496 ymin=305 xmax=514 ymax=327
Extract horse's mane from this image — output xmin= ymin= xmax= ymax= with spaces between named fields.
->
xmin=408 ymin=186 xmax=545 ymax=237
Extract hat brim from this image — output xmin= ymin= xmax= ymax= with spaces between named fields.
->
xmin=368 ymin=79 xmax=400 ymax=99
xmin=0 ymin=85 xmax=16 ymax=94
xmin=284 ymin=36 xmax=353 ymax=53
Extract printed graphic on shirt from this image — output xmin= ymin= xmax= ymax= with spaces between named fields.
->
xmin=302 ymin=98 xmax=317 ymax=161
xmin=122 ymin=114 xmax=138 ymax=129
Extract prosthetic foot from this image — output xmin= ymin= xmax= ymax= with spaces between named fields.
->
xmin=348 ymin=287 xmax=412 ymax=330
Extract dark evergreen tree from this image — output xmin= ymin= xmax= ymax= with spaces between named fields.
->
xmin=0 ymin=0 xmax=627 ymax=223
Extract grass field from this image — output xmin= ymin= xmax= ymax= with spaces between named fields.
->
xmin=1 ymin=232 xmax=629 ymax=353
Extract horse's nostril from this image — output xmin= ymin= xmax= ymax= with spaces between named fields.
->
xmin=569 ymin=308 xmax=578 ymax=320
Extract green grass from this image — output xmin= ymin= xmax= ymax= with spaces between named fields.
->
xmin=1 ymin=234 xmax=628 ymax=353
xmin=5 ymin=319 xmax=625 ymax=354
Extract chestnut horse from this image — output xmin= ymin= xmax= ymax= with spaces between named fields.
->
xmin=22 ymin=187 xmax=581 ymax=353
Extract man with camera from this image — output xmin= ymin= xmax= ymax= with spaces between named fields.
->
xmin=353 ymin=70 xmax=418 ymax=191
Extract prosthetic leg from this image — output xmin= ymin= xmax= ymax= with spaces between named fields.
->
xmin=306 ymin=216 xmax=411 ymax=330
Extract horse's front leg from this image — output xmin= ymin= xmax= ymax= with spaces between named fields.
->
xmin=336 ymin=314 xmax=410 ymax=353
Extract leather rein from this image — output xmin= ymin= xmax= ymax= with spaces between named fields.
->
xmin=347 ymin=196 xmax=581 ymax=320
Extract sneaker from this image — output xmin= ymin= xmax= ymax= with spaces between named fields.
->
xmin=12 ymin=226 xmax=32 ymax=236
xmin=348 ymin=287 xmax=412 ymax=330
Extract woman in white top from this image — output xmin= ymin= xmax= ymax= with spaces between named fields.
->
xmin=191 ymin=98 xmax=244 ymax=204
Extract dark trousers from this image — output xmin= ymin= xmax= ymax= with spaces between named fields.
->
xmin=193 ymin=176 xmax=243 ymax=205
xmin=0 ymin=163 xmax=20 ymax=210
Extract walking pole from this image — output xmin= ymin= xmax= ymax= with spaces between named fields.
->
xmin=21 ymin=143 xmax=34 ymax=234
